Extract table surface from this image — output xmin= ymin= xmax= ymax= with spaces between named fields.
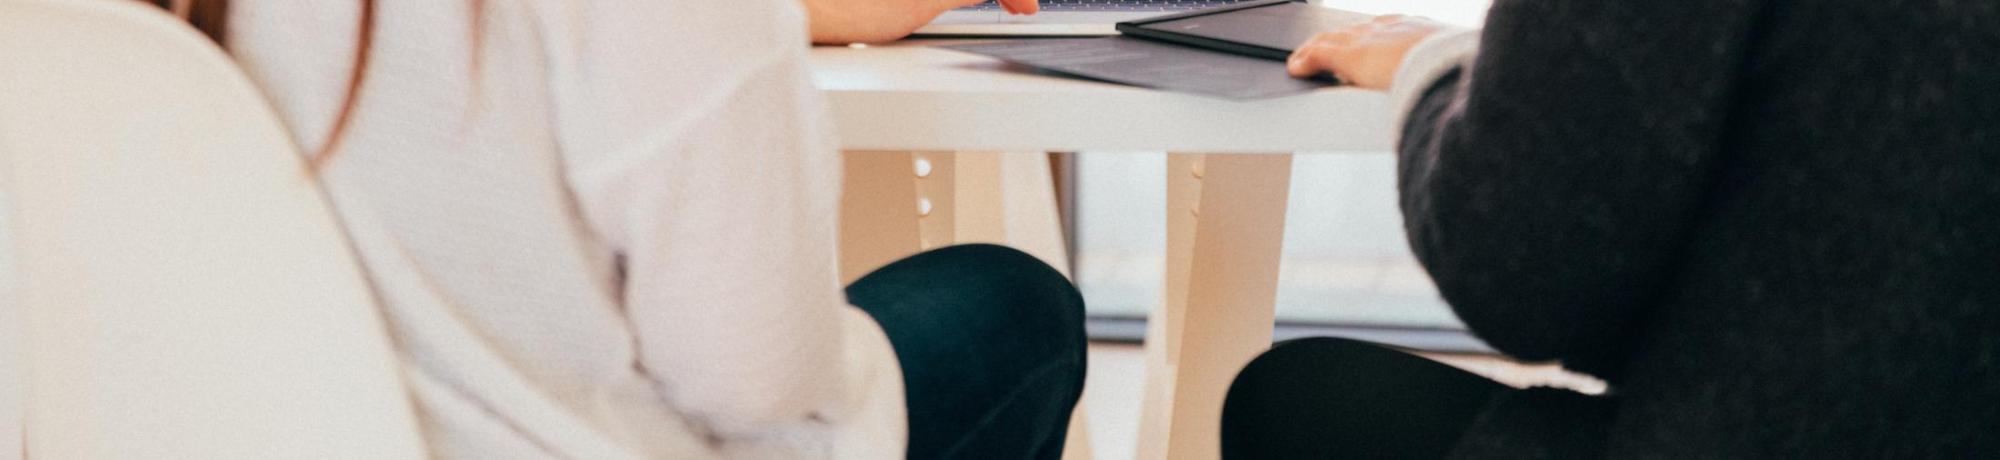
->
xmin=809 ymin=40 xmax=1396 ymax=153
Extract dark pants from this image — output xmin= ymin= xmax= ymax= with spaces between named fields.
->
xmin=846 ymin=244 xmax=1088 ymax=459
xmin=1221 ymin=337 xmax=1505 ymax=459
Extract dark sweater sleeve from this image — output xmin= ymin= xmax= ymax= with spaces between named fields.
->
xmin=1396 ymin=0 xmax=1765 ymax=377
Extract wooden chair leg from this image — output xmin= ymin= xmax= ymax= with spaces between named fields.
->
xmin=1138 ymin=153 xmax=1293 ymax=460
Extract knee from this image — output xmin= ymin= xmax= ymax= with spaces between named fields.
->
xmin=936 ymin=245 xmax=1088 ymax=372
xmin=940 ymin=244 xmax=1081 ymax=310
xmin=1229 ymin=338 xmax=1351 ymax=404
xmin=1224 ymin=338 xmax=1383 ymax=456
xmin=856 ymin=243 xmax=1086 ymax=357
xmin=1225 ymin=338 xmax=1509 ymax=458
xmin=1224 ymin=338 xmax=1392 ymax=430
xmin=1238 ymin=337 xmax=1385 ymax=382
xmin=943 ymin=244 xmax=1086 ymax=354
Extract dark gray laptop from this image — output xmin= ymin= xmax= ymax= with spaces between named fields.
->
xmin=916 ymin=0 xmax=1258 ymax=36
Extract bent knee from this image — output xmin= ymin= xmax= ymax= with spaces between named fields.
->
xmin=854 ymin=243 xmax=1086 ymax=355
xmin=938 ymin=244 xmax=1086 ymax=361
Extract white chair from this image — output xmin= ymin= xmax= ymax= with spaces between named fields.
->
xmin=0 ymin=0 xmax=425 ymax=458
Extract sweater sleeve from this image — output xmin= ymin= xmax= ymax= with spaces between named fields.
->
xmin=1388 ymin=27 xmax=1480 ymax=138
xmin=1393 ymin=0 xmax=1764 ymax=376
xmin=539 ymin=0 xmax=863 ymax=436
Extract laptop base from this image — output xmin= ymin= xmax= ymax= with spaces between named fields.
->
xmin=911 ymin=23 xmax=1118 ymax=37
xmin=914 ymin=10 xmax=1152 ymax=37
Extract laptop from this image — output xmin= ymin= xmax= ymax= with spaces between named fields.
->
xmin=915 ymin=0 xmax=1261 ymax=37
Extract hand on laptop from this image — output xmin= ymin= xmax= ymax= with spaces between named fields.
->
xmin=1286 ymin=15 xmax=1445 ymax=90
xmin=805 ymin=0 xmax=1039 ymax=44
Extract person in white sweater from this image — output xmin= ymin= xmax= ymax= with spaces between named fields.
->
xmin=153 ymin=0 xmax=1082 ymax=458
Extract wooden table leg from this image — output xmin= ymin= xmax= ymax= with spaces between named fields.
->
xmin=1138 ymin=153 xmax=1293 ymax=460
xmin=839 ymin=150 xmax=1095 ymax=459
xmin=839 ymin=151 xmax=925 ymax=285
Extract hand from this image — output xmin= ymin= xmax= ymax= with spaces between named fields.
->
xmin=1287 ymin=15 xmax=1445 ymax=90
xmin=806 ymin=0 xmax=1040 ymax=44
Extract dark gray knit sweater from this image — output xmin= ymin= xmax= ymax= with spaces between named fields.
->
xmin=1397 ymin=0 xmax=2000 ymax=457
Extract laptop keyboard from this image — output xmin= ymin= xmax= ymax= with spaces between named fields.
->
xmin=960 ymin=0 xmax=1254 ymax=12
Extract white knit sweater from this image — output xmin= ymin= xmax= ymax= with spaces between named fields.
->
xmin=224 ymin=1 xmax=905 ymax=458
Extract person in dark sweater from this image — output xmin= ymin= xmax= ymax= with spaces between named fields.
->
xmin=1221 ymin=0 xmax=2000 ymax=457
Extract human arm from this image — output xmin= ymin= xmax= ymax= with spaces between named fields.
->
xmin=544 ymin=0 xmax=876 ymax=436
xmin=1291 ymin=1 xmax=1764 ymax=376
xmin=802 ymin=0 xmax=1039 ymax=44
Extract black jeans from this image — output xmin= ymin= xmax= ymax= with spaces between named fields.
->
xmin=846 ymin=244 xmax=1088 ymax=459
xmin=1221 ymin=337 xmax=1505 ymax=459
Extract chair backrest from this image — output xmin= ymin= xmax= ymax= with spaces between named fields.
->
xmin=0 ymin=0 xmax=425 ymax=457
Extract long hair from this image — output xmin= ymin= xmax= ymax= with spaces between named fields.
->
xmin=156 ymin=0 xmax=376 ymax=167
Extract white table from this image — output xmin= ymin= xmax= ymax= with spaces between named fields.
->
xmin=814 ymin=41 xmax=1396 ymax=460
